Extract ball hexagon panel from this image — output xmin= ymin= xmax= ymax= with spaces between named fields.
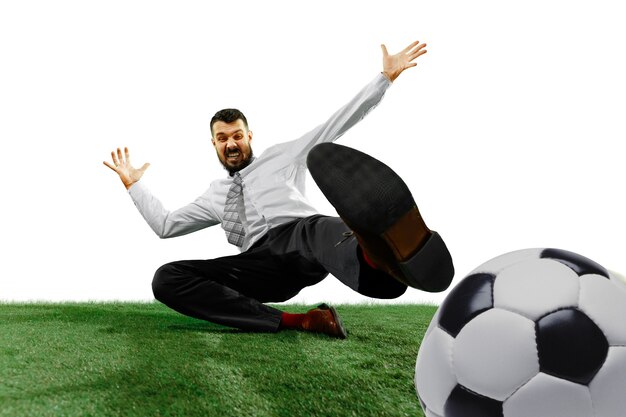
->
xmin=437 ymin=273 xmax=495 ymax=337
xmin=444 ymin=385 xmax=503 ymax=417
xmin=536 ymin=308 xmax=608 ymax=385
xmin=468 ymin=248 xmax=543 ymax=276
xmin=423 ymin=407 xmax=444 ymax=417
xmin=493 ymin=258 xmax=579 ymax=321
xmin=579 ymin=274 xmax=626 ymax=345
xmin=609 ymin=270 xmax=626 ymax=287
xmin=540 ymin=248 xmax=609 ymax=278
xmin=503 ymin=372 xmax=593 ymax=417
xmin=453 ymin=308 xmax=538 ymax=400
xmin=415 ymin=326 xmax=457 ymax=416
xmin=589 ymin=347 xmax=626 ymax=417
xmin=423 ymin=300 xmax=444 ymax=340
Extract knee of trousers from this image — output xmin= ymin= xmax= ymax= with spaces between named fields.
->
xmin=152 ymin=263 xmax=179 ymax=303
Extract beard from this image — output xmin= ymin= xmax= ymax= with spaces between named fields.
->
xmin=220 ymin=147 xmax=255 ymax=176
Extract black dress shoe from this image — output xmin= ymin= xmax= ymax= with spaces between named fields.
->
xmin=307 ymin=143 xmax=454 ymax=292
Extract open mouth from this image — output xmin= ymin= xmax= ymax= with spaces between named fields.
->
xmin=226 ymin=150 xmax=241 ymax=162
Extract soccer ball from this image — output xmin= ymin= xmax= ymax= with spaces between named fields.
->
xmin=415 ymin=248 xmax=626 ymax=417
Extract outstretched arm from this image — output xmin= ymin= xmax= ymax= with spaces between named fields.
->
xmin=104 ymin=147 xmax=219 ymax=238
xmin=381 ymin=39 xmax=427 ymax=82
xmin=281 ymin=38 xmax=428 ymax=161
xmin=103 ymin=147 xmax=150 ymax=190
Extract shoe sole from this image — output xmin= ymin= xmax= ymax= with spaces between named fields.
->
xmin=307 ymin=143 xmax=454 ymax=292
xmin=308 ymin=143 xmax=414 ymax=235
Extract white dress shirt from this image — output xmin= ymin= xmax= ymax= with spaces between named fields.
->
xmin=129 ymin=73 xmax=392 ymax=252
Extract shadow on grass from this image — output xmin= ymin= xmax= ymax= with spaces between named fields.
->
xmin=1 ymin=303 xmax=426 ymax=417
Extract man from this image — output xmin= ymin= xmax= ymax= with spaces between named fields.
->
xmin=104 ymin=39 xmax=454 ymax=339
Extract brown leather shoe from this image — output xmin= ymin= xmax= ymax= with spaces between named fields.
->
xmin=301 ymin=304 xmax=347 ymax=339
xmin=307 ymin=143 xmax=454 ymax=292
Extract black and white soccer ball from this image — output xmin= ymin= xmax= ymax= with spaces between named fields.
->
xmin=415 ymin=248 xmax=626 ymax=417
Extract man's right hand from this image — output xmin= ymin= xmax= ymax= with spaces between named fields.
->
xmin=103 ymin=147 xmax=150 ymax=190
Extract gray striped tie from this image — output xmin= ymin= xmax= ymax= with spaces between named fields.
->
xmin=223 ymin=172 xmax=245 ymax=247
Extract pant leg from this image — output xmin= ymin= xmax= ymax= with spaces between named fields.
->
xmin=290 ymin=215 xmax=408 ymax=299
xmin=151 ymin=215 xmax=405 ymax=332
xmin=152 ymin=225 xmax=329 ymax=332
xmin=152 ymin=259 xmax=282 ymax=332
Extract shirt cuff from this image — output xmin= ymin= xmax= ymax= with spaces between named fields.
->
xmin=127 ymin=180 xmax=147 ymax=198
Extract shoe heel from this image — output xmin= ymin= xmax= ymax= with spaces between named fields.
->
xmin=398 ymin=231 xmax=455 ymax=292
xmin=382 ymin=206 xmax=430 ymax=260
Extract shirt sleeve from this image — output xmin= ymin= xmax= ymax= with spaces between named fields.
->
xmin=128 ymin=181 xmax=220 ymax=239
xmin=281 ymin=72 xmax=392 ymax=163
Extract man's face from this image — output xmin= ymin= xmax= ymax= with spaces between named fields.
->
xmin=211 ymin=119 xmax=254 ymax=173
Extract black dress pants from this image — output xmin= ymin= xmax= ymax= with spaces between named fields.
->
xmin=151 ymin=215 xmax=407 ymax=332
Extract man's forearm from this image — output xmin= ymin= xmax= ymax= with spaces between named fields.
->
xmin=284 ymin=73 xmax=392 ymax=161
xmin=128 ymin=181 xmax=219 ymax=238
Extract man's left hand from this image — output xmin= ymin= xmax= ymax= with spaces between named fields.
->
xmin=381 ymin=40 xmax=427 ymax=82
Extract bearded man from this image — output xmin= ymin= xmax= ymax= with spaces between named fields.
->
xmin=104 ymin=39 xmax=454 ymax=338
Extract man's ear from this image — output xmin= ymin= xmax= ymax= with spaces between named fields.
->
xmin=211 ymin=138 xmax=216 ymax=147
xmin=248 ymin=130 xmax=253 ymax=143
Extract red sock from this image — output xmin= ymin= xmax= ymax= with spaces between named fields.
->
xmin=360 ymin=247 xmax=379 ymax=270
xmin=279 ymin=312 xmax=306 ymax=329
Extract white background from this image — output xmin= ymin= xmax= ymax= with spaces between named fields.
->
xmin=1 ymin=0 xmax=624 ymax=305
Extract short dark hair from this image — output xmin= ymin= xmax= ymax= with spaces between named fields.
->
xmin=210 ymin=108 xmax=248 ymax=136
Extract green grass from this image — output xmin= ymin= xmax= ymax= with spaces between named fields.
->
xmin=0 ymin=303 xmax=436 ymax=417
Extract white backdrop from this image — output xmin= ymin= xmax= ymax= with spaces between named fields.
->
xmin=1 ymin=0 xmax=624 ymax=305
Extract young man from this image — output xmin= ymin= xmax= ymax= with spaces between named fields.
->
xmin=104 ymin=40 xmax=454 ymax=339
